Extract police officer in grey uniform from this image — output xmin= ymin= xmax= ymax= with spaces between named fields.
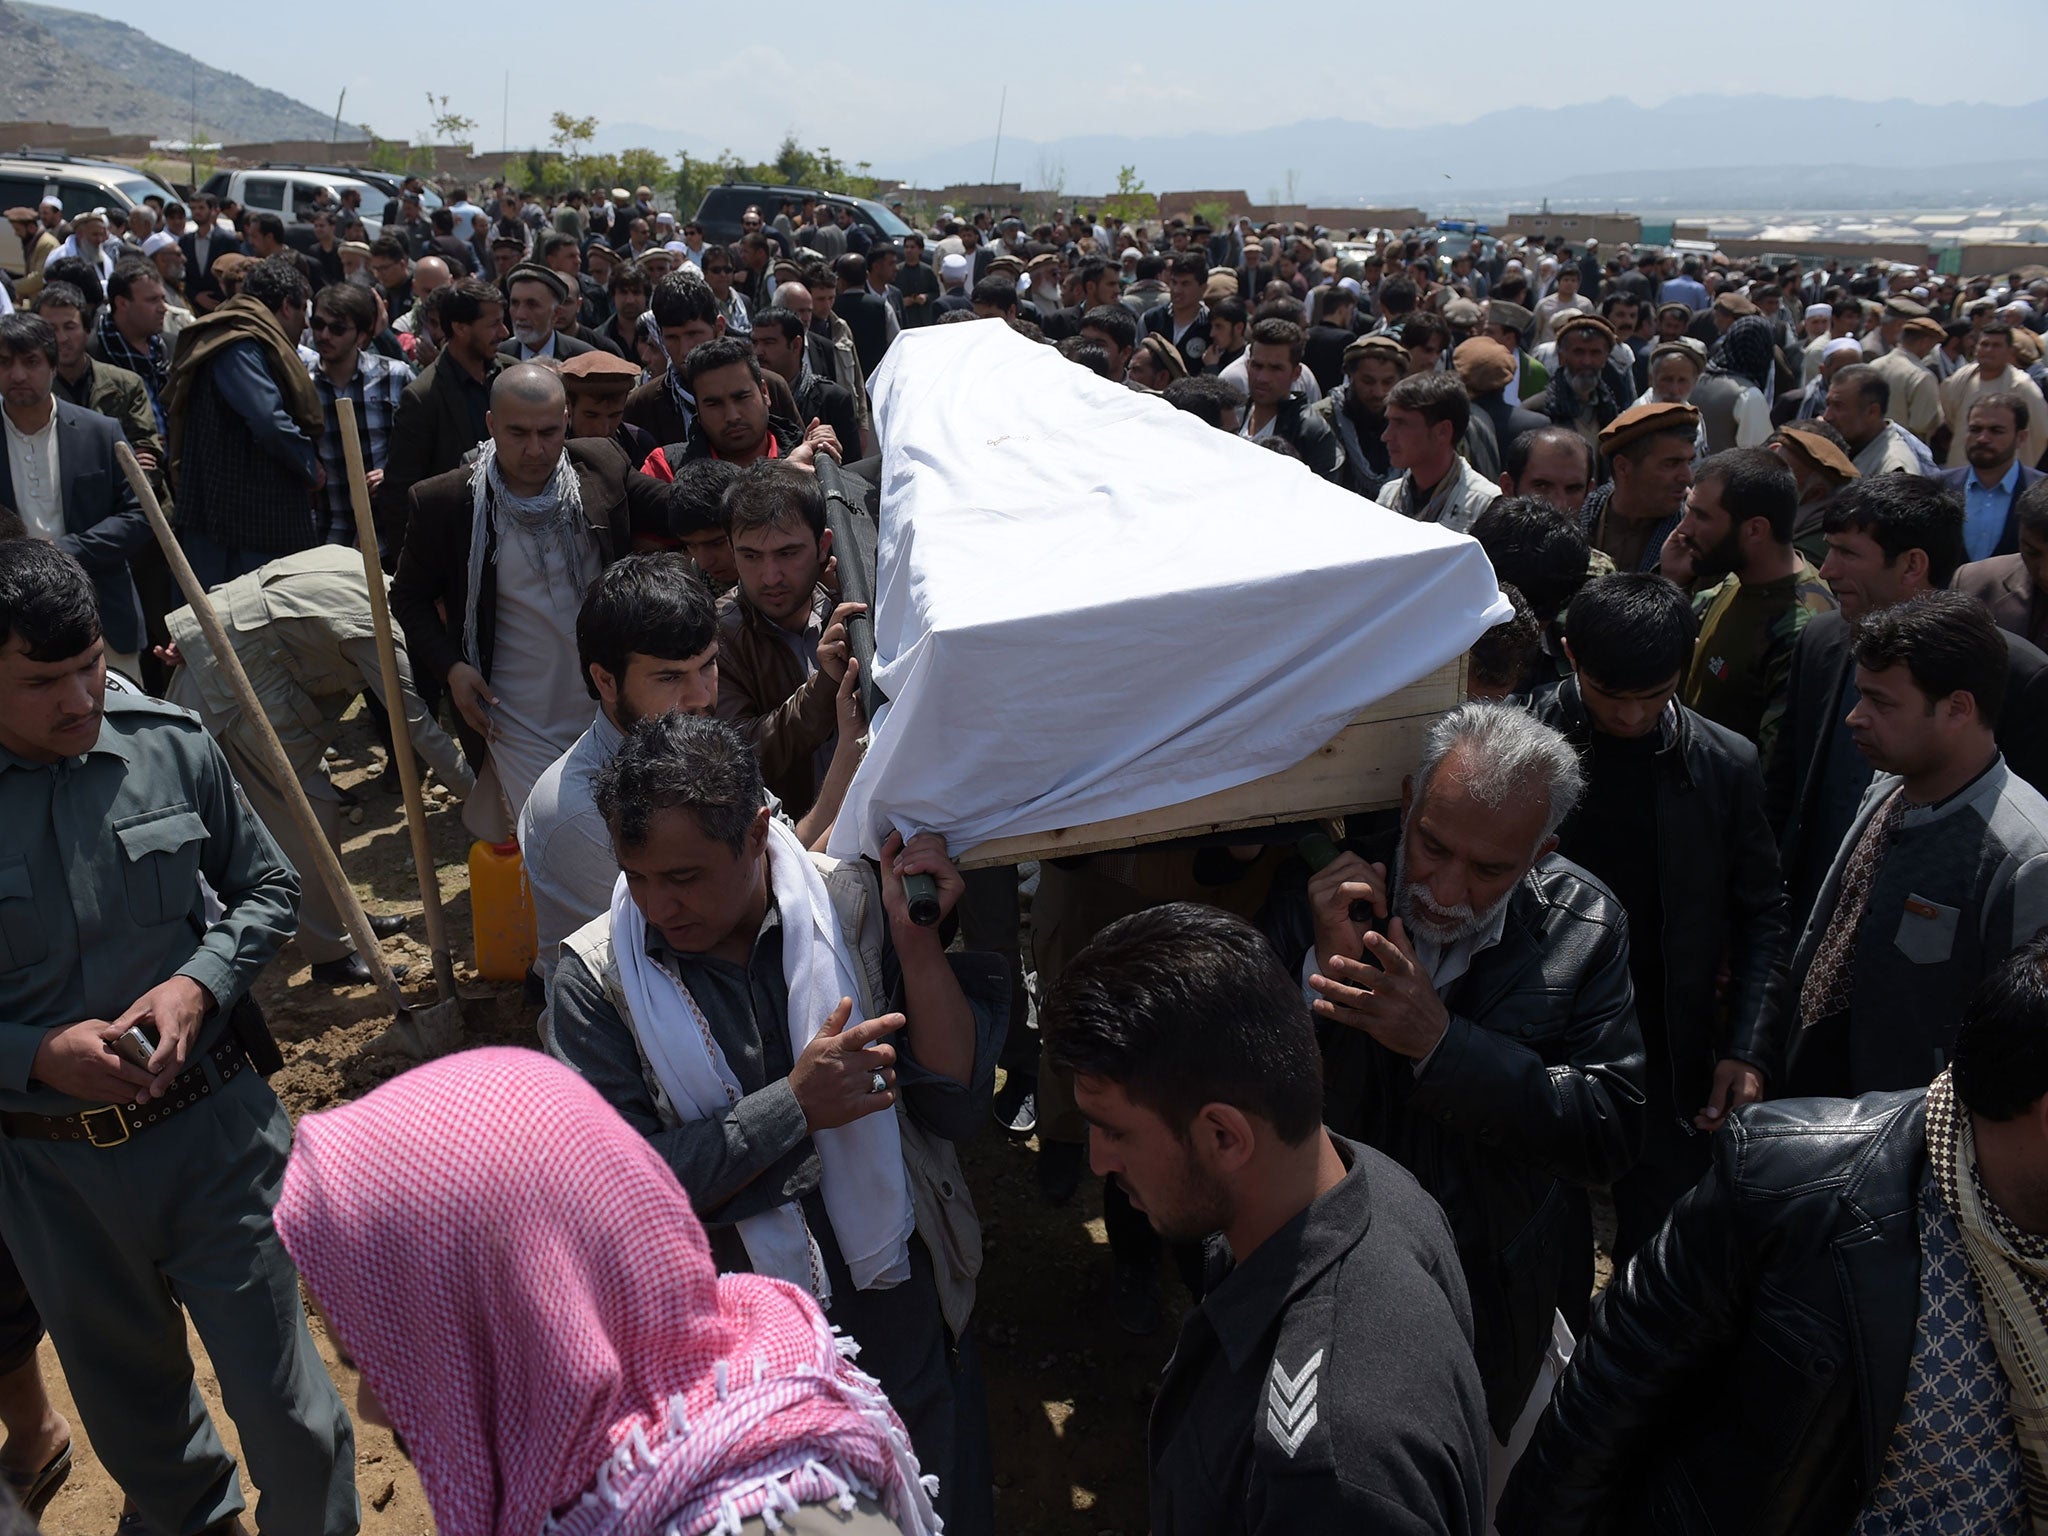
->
xmin=162 ymin=544 xmax=475 ymax=986
xmin=1043 ymin=902 xmax=1488 ymax=1536
xmin=0 ymin=540 xmax=357 ymax=1536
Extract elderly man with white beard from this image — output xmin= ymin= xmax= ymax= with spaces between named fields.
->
xmin=1264 ymin=702 xmax=1645 ymax=1504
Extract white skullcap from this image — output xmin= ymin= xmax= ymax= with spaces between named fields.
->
xmin=141 ymin=231 xmax=177 ymax=256
xmin=38 ymin=195 xmax=59 ymax=211
xmin=1806 ymin=302 xmax=1833 ymax=320
xmin=1823 ymin=336 xmax=1863 ymax=361
xmin=940 ymin=252 xmax=969 ymax=280
xmin=1910 ymin=286 xmax=1929 ymax=300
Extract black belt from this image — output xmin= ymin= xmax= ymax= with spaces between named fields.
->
xmin=1 ymin=1036 xmax=248 ymax=1148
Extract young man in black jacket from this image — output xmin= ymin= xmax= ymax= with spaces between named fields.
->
xmin=1501 ymin=935 xmax=2048 ymax=1536
xmin=1530 ymin=574 xmax=1790 ymax=1259
xmin=1047 ymin=902 xmax=1488 ymax=1536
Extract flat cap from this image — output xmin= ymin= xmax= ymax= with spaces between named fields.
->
xmin=1657 ymin=300 xmax=1695 ymax=319
xmin=1452 ymin=336 xmax=1515 ymax=393
xmin=211 ymin=252 xmax=255 ymax=281
xmin=1902 ymin=315 xmax=1946 ymax=341
xmin=336 ymin=238 xmax=370 ymax=258
xmin=2 ymin=206 xmax=35 ymax=223
xmin=1883 ymin=295 xmax=1931 ymax=319
xmin=1777 ymin=421 xmax=1860 ymax=482
xmin=1487 ymin=299 xmax=1534 ymax=332
xmin=1598 ymin=399 xmax=1701 ymax=458
xmin=1443 ymin=296 xmax=1482 ymax=326
xmin=1343 ymin=333 xmax=1408 ymax=370
xmin=1552 ymin=312 xmax=1616 ymax=345
xmin=506 ymin=262 xmax=569 ymax=299
xmin=1712 ymin=290 xmax=1758 ymax=317
xmin=559 ymin=350 xmax=641 ymax=389
xmin=490 ymin=233 xmax=527 ymax=252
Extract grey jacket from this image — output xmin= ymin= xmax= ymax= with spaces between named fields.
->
xmin=1761 ymin=757 xmax=2048 ymax=1092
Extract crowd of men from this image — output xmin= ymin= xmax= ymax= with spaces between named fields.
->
xmin=1 ymin=174 xmax=2047 ymax=1536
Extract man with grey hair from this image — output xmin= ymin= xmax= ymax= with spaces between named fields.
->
xmin=1268 ymin=700 xmax=1644 ymax=1486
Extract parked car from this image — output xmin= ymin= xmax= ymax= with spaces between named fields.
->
xmin=0 ymin=152 xmax=177 ymax=277
xmin=199 ymin=165 xmax=416 ymax=237
xmin=692 ymin=182 xmax=913 ymax=248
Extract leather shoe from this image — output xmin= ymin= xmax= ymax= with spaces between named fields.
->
xmin=368 ymin=912 xmax=410 ymax=939
xmin=309 ymin=953 xmax=411 ymax=987
xmin=1037 ymin=1137 xmax=1084 ymax=1206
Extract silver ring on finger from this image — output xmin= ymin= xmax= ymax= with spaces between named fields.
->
xmin=869 ymin=1070 xmax=888 ymax=1096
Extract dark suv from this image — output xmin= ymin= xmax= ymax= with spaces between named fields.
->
xmin=692 ymin=183 xmax=912 ymax=248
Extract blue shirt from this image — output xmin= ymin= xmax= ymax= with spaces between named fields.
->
xmin=1963 ymin=459 xmax=2020 ymax=563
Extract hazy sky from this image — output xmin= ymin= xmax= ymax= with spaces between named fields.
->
xmin=74 ymin=0 xmax=2048 ymax=163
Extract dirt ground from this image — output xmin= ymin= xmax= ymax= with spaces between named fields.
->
xmin=37 ymin=710 xmax=1176 ymax=1536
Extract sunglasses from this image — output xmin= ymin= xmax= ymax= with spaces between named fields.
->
xmin=309 ymin=319 xmax=357 ymax=335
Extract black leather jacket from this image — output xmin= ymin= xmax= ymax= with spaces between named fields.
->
xmin=1531 ymin=682 xmax=1791 ymax=1097
xmin=1498 ymin=1091 xmax=1927 ymax=1536
xmin=1266 ymin=845 xmax=1645 ymax=1439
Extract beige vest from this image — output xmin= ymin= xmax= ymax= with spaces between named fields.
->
xmin=562 ymin=855 xmax=983 ymax=1338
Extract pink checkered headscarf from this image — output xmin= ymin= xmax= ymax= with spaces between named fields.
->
xmin=275 ymin=1047 xmax=940 ymax=1536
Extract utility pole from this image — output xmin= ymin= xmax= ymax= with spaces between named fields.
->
xmin=331 ymin=88 xmax=346 ymax=146
xmin=988 ymin=85 xmax=1006 ymax=193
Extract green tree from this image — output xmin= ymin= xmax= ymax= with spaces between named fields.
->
xmin=549 ymin=111 xmax=598 ymax=184
xmin=1100 ymin=165 xmax=1155 ymax=226
xmin=424 ymin=93 xmax=476 ymax=149
xmin=1191 ymin=199 xmax=1233 ymax=231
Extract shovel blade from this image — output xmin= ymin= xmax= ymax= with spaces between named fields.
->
xmin=362 ymin=1000 xmax=466 ymax=1062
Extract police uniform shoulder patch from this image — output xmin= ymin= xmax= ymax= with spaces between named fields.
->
xmin=1255 ymin=1296 xmax=1336 ymax=1471
xmin=1265 ymin=1347 xmax=1322 ymax=1457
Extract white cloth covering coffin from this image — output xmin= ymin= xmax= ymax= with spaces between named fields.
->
xmin=827 ymin=321 xmax=1512 ymax=862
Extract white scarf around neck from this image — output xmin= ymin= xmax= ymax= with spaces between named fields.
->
xmin=608 ymin=818 xmax=914 ymax=1305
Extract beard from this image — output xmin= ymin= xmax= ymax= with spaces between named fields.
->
xmin=1565 ymin=368 xmax=1604 ymax=398
xmin=1689 ymin=522 xmax=1745 ymax=584
xmin=1392 ymin=841 xmax=1513 ymax=948
xmin=1121 ymin=1159 xmax=1231 ymax=1244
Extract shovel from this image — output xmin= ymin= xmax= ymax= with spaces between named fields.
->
xmin=336 ymin=399 xmax=466 ymax=1056
xmin=115 ymin=442 xmax=456 ymax=1059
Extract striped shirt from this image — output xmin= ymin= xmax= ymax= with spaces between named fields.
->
xmin=308 ymin=348 xmax=415 ymax=548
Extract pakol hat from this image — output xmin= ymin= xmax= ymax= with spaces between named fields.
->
xmin=1599 ymin=399 xmax=1700 ymax=458
xmin=1777 ymin=422 xmax=1860 ymax=482
xmin=559 ymin=350 xmax=641 ymax=393
xmin=1452 ymin=337 xmax=1515 ymax=393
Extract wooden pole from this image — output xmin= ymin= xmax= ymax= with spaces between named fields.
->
xmin=336 ymin=399 xmax=459 ymax=1002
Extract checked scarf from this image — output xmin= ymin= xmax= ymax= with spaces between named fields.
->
xmin=1928 ymin=1067 xmax=2048 ymax=1533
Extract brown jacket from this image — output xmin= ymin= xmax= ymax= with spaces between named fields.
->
xmin=713 ymin=584 xmax=837 ymax=818
xmin=1956 ymin=553 xmax=2047 ymax=651
xmin=390 ymin=437 xmax=666 ymax=763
